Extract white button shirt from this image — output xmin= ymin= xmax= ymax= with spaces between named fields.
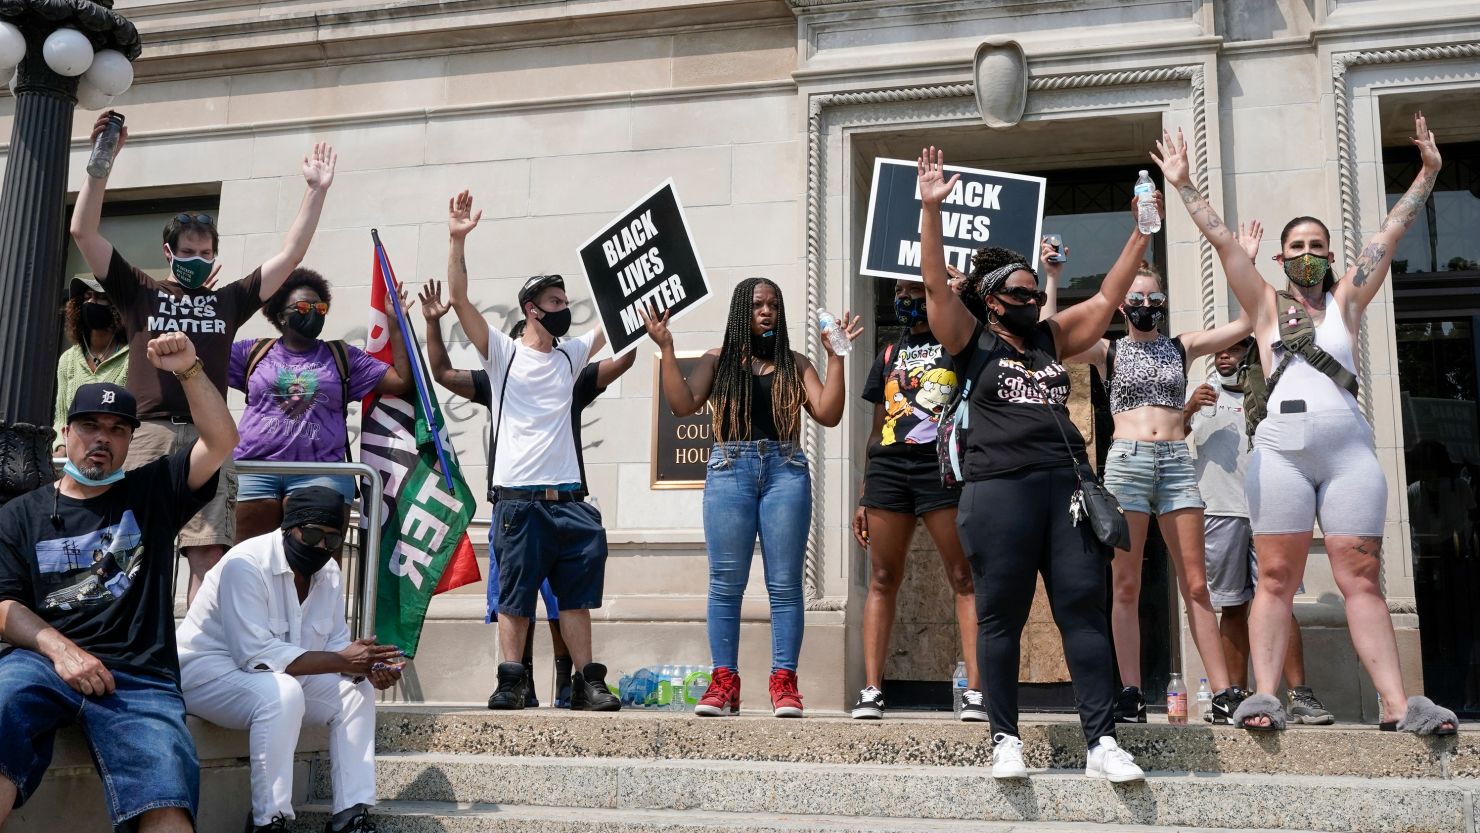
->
xmin=177 ymin=530 xmax=351 ymax=692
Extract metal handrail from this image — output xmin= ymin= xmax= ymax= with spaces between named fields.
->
xmin=52 ymin=458 xmax=384 ymax=639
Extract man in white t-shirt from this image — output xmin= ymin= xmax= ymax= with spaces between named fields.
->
xmin=443 ymin=189 xmax=620 ymax=712
xmin=1185 ymin=336 xmax=1332 ymax=724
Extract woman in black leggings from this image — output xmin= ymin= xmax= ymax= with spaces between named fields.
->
xmin=917 ymin=148 xmax=1155 ymax=783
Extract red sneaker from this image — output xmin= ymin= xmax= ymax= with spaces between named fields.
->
xmin=770 ymin=669 xmax=804 ymax=718
xmin=694 ymin=666 xmax=740 ymax=716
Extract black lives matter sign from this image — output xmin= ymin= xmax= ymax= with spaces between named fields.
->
xmin=579 ymin=179 xmax=711 ymax=357
xmin=860 ymin=158 xmax=1046 ymax=281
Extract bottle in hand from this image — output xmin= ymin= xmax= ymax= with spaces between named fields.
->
xmin=1135 ymin=170 xmax=1161 ymax=235
xmin=818 ymin=311 xmax=852 ymax=355
xmin=87 ymin=111 xmax=125 ymax=179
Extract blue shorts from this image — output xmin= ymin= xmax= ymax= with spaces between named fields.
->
xmin=493 ymin=499 xmax=607 ymax=619
xmin=236 ymin=471 xmax=357 ymax=505
xmin=0 ymin=648 xmax=199 ymax=827
xmin=1102 ymin=439 xmax=1205 ymax=516
xmin=485 ymin=524 xmax=560 ymax=623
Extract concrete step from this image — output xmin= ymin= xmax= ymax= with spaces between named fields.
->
xmin=339 ymin=752 xmax=1475 ymax=833
xmin=291 ymin=801 xmax=1334 ymax=833
xmin=375 ymin=706 xmax=1472 ymax=779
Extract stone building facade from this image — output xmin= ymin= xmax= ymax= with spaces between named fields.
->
xmin=21 ymin=0 xmax=1480 ymax=717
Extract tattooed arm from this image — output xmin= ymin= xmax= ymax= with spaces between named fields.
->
xmin=1338 ymin=111 xmax=1441 ymax=317
xmin=1151 ymin=128 xmax=1274 ymax=329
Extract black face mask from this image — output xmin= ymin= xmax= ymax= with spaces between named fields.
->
xmin=536 ymin=307 xmax=572 ymax=338
xmin=284 ymin=530 xmax=334 ymax=577
xmin=894 ymin=296 xmax=927 ymax=327
xmin=1125 ymin=307 xmax=1162 ymax=333
xmin=284 ymin=310 xmax=325 ymax=340
xmin=82 ymin=302 xmax=114 ymax=332
xmin=994 ymin=301 xmax=1039 ymax=338
xmin=751 ymin=330 xmax=777 ymax=361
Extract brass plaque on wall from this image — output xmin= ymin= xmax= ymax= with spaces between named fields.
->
xmin=651 ymin=352 xmax=713 ymax=489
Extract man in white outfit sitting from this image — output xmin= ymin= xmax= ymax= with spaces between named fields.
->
xmin=177 ymin=486 xmax=404 ymax=833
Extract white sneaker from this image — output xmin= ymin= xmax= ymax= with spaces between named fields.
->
xmin=958 ymin=689 xmax=988 ymax=722
xmin=1085 ymin=736 xmax=1144 ymax=783
xmin=990 ymin=732 xmax=1028 ymax=779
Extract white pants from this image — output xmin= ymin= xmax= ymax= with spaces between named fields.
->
xmin=184 ymin=670 xmax=376 ymax=824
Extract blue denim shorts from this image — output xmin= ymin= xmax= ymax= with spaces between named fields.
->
xmin=485 ymin=524 xmax=560 ymax=623
xmin=1102 ymin=439 xmax=1205 ymax=516
xmin=0 ymin=648 xmax=199 ymax=827
xmin=236 ymin=471 xmax=357 ymax=504
xmin=493 ymin=499 xmax=607 ymax=619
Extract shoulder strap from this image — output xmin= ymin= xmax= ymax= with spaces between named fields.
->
xmin=244 ymin=338 xmax=278 ymax=382
xmin=1171 ymin=335 xmax=1187 ymax=370
xmin=1273 ymin=290 xmax=1359 ymax=396
xmin=489 ymin=350 xmax=518 ymax=495
xmin=1106 ymin=338 xmax=1118 ymax=382
xmin=883 ymin=343 xmax=895 ymax=367
xmin=326 ymin=340 xmax=353 ymax=462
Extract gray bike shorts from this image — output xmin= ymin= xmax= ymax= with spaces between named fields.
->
xmin=1246 ymin=409 xmax=1386 ymax=538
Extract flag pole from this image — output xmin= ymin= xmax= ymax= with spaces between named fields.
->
xmin=371 ymin=229 xmax=456 ymax=491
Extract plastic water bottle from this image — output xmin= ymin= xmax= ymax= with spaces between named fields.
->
xmin=1167 ymin=673 xmax=1188 ymax=725
xmin=817 ymin=311 xmax=852 ymax=355
xmin=952 ymin=661 xmax=968 ymax=717
xmin=1196 ymin=678 xmax=1213 ymax=723
xmin=625 ymin=667 xmax=657 ymax=707
xmin=668 ymin=665 xmax=688 ymax=711
xmin=1135 ymin=170 xmax=1161 ymax=235
xmin=683 ymin=666 xmax=711 ymax=707
xmin=86 ymin=111 xmax=125 ymax=179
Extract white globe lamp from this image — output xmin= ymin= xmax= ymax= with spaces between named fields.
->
xmin=84 ymin=49 xmax=131 ymax=97
xmin=0 ymin=21 xmax=25 ymax=71
xmin=75 ymin=79 xmax=111 ymax=111
xmin=41 ymin=28 xmax=92 ymax=78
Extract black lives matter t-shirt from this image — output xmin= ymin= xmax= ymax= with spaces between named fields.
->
xmin=861 ymin=331 xmax=958 ymax=458
xmin=0 ymin=449 xmax=217 ymax=683
xmin=101 ymin=249 xmax=264 ymax=420
xmin=473 ymin=362 xmax=604 ymax=491
xmin=954 ymin=321 xmax=1086 ymax=480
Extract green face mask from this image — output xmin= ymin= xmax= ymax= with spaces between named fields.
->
xmin=167 ymin=247 xmax=215 ymax=289
xmin=1282 ymin=252 xmax=1329 ymax=288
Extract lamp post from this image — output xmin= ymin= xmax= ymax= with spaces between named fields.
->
xmin=0 ymin=0 xmax=138 ymax=504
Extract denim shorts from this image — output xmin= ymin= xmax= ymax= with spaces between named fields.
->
xmin=493 ymin=499 xmax=607 ymax=619
xmin=485 ymin=524 xmax=560 ymax=623
xmin=0 ymin=648 xmax=199 ymax=827
xmin=236 ymin=471 xmax=357 ymax=505
xmin=1102 ymin=439 xmax=1205 ymax=516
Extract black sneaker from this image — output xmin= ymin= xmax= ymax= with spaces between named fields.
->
xmin=1288 ymin=685 xmax=1335 ymax=725
xmin=1208 ymin=686 xmax=1246 ymax=725
xmin=248 ymin=813 xmax=290 ymax=833
xmin=522 ymin=659 xmax=540 ymax=708
xmin=487 ymin=661 xmax=528 ymax=710
xmin=959 ymin=688 xmax=988 ymax=722
xmin=1115 ymin=686 xmax=1147 ymax=723
xmin=325 ymin=807 xmax=378 ymax=833
xmin=851 ymin=686 xmax=884 ymax=719
xmin=571 ymin=662 xmax=621 ymax=711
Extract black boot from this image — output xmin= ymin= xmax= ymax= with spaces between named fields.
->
xmin=522 ymin=658 xmax=540 ymax=708
xmin=487 ymin=661 xmax=528 ymax=710
xmin=554 ymin=654 xmax=574 ymax=708
xmin=570 ymin=662 xmax=621 ymax=711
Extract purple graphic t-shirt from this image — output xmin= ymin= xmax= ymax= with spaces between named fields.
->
xmin=228 ymin=339 xmax=388 ymax=462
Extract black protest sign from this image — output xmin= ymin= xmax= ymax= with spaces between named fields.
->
xmin=651 ymin=352 xmax=713 ymax=489
xmin=860 ymin=158 xmax=1046 ymax=281
xmin=579 ymin=179 xmax=711 ymax=357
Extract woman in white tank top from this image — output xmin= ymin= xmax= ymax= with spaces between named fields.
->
xmin=1153 ymin=113 xmax=1457 ymax=734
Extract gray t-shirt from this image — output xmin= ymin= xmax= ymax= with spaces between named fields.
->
xmin=1188 ymin=382 xmax=1248 ymax=517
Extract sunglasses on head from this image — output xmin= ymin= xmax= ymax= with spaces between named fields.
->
xmin=288 ymin=301 xmax=330 ymax=316
xmin=174 ymin=213 xmax=215 ymax=226
xmin=997 ymin=286 xmax=1047 ymax=306
xmin=298 ymin=525 xmax=344 ymax=550
xmin=1123 ymin=292 xmax=1167 ymax=308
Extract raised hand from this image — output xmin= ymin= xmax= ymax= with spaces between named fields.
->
xmin=383 ymin=282 xmax=412 ymax=320
xmin=1040 ymin=237 xmax=1067 ymax=276
xmin=819 ymin=310 xmax=863 ymax=356
xmin=448 ymin=190 xmax=483 ymax=239
xmin=1237 ymin=219 xmax=1264 ymax=262
xmin=1128 ymin=190 xmax=1166 ymax=225
xmin=639 ymin=302 xmax=674 ymax=351
xmin=302 ymin=142 xmax=337 ymax=192
xmin=1150 ymin=128 xmax=1191 ymax=188
xmin=146 ymin=331 xmax=198 ymax=373
xmin=419 ymin=280 xmax=451 ymax=322
xmin=201 ymin=260 xmax=223 ymax=291
xmin=1413 ymin=110 xmax=1441 ymax=172
xmin=916 ymin=146 xmax=960 ymax=207
xmin=945 ymin=264 xmax=969 ymax=296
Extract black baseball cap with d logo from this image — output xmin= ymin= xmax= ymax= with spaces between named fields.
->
xmin=68 ymin=383 xmax=140 ymax=430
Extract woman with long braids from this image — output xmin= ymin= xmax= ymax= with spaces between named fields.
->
xmin=643 ymin=279 xmax=859 ymax=718
xmin=1154 ymin=114 xmax=1457 ymax=734
xmin=918 ymin=146 xmax=1154 ymax=782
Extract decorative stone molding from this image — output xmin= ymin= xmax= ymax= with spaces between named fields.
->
xmin=1331 ymin=42 xmax=1480 ymax=423
xmin=801 ymin=62 xmax=1212 ymax=608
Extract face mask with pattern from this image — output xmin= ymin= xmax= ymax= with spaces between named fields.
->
xmin=1283 ymin=252 xmax=1330 ymax=287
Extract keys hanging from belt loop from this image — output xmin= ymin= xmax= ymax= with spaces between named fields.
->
xmin=1069 ymin=490 xmax=1085 ymax=527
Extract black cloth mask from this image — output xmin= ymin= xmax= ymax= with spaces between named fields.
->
xmin=283 ymin=530 xmax=334 ymax=577
xmin=537 ymin=307 xmax=572 ymax=338
xmin=284 ymin=310 xmax=325 ymax=340
xmin=82 ymin=302 xmax=114 ymax=332
xmin=1126 ymin=307 xmax=1162 ymax=333
xmin=994 ymin=301 xmax=1039 ymax=338
xmin=751 ymin=330 xmax=777 ymax=361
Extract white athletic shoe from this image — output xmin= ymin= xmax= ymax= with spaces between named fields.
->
xmin=990 ymin=732 xmax=1028 ymax=779
xmin=1085 ymin=736 xmax=1144 ymax=783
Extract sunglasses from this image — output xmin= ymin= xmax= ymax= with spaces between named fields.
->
xmin=1123 ymin=292 xmax=1167 ymax=308
xmin=298 ymin=525 xmax=344 ymax=550
xmin=998 ymin=286 xmax=1047 ymax=306
xmin=288 ymin=301 xmax=330 ymax=316
xmin=173 ymin=213 xmax=215 ymax=226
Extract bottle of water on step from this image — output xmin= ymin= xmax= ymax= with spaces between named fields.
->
xmin=952 ymin=661 xmax=967 ymax=717
xmin=817 ymin=311 xmax=853 ymax=355
xmin=1167 ymin=673 xmax=1188 ymax=725
xmin=1196 ymin=677 xmax=1212 ymax=723
xmin=1135 ymin=170 xmax=1161 ymax=235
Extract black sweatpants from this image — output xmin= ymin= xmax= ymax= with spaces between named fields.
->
xmin=956 ymin=466 xmax=1117 ymax=745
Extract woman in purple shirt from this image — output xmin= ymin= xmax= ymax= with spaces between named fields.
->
xmin=229 ymin=267 xmax=412 ymax=540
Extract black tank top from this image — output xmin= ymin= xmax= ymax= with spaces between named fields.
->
xmin=750 ymin=372 xmax=780 ymax=441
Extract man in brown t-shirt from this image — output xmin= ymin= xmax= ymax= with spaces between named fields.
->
xmin=70 ymin=111 xmax=338 ymax=603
